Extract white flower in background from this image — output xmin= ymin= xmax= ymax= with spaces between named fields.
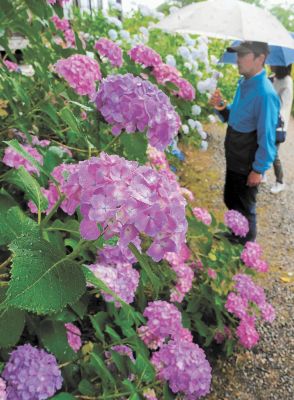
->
xmin=182 ymin=124 xmax=190 ymax=134
xmin=108 ymin=29 xmax=118 ymax=41
xmin=184 ymin=62 xmax=193 ymax=71
xmin=120 ymin=29 xmax=131 ymax=40
xmin=107 ymin=16 xmax=122 ymax=29
xmin=191 ymin=105 xmax=201 ymax=116
xmin=138 ymin=5 xmax=152 ymax=17
xmin=139 ymin=27 xmax=149 ymax=37
xmin=191 ymin=60 xmax=199 ymax=71
xmin=188 ymin=119 xmax=197 ymax=129
xmin=197 ymin=77 xmax=217 ymax=94
xmin=198 ymin=36 xmax=209 ymax=44
xmin=178 ymin=46 xmax=190 ymax=59
xmin=210 ymin=55 xmax=218 ymax=65
xmin=86 ymin=51 xmax=95 ymax=59
xmin=195 ymin=70 xmax=203 ymax=78
xmin=200 ymin=140 xmax=208 ymax=151
xmin=208 ymin=115 xmax=217 ymax=123
xmin=166 ymin=54 xmax=176 ymax=67
xmin=169 ymin=6 xmax=180 ymax=14
xmin=154 ymin=12 xmax=164 ymax=19
xmin=183 ymin=34 xmax=196 ymax=47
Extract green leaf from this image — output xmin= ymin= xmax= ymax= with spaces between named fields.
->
xmin=23 ymin=0 xmax=52 ymax=19
xmin=0 ymin=205 xmax=39 ymax=246
xmin=38 ymin=320 xmax=77 ymax=362
xmin=0 ymin=288 xmax=25 ymax=347
xmin=192 ymin=313 xmax=210 ymax=338
xmin=90 ymin=351 xmax=116 ymax=385
xmin=163 ymin=382 xmax=175 ymax=399
xmin=51 ymin=394 xmax=76 ymax=400
xmin=3 ymin=166 xmax=48 ymax=212
xmin=78 ymin=379 xmax=96 ymax=396
xmin=3 ymin=235 xmax=86 ymax=314
xmin=90 ymin=311 xmax=108 ymax=342
xmin=133 ymin=354 xmax=155 ymax=383
xmin=47 ymin=219 xmax=81 ymax=237
xmin=60 ymin=107 xmax=80 ymax=134
xmin=40 ymin=103 xmax=59 ymax=125
xmin=120 ymin=132 xmax=148 ymax=164
xmin=105 ymin=325 xmax=121 ymax=341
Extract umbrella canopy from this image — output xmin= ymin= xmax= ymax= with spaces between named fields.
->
xmin=219 ymin=34 xmax=294 ymax=66
xmin=155 ymin=0 xmax=294 ymax=49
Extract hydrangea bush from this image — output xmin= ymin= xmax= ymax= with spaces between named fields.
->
xmin=0 ymin=1 xmax=275 ymax=399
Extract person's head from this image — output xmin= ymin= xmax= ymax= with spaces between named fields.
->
xmin=270 ymin=64 xmax=292 ymax=79
xmin=227 ymin=41 xmax=269 ymax=78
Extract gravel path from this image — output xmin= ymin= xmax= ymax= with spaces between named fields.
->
xmin=180 ymin=118 xmax=294 ymax=400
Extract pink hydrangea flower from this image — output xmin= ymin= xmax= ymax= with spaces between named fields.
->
xmin=153 ymin=63 xmax=195 ymax=100
xmin=225 ymin=292 xmax=249 ymax=320
xmin=2 ymin=144 xmax=43 ymax=175
xmin=128 ymin=44 xmax=162 ymax=68
xmin=151 ymin=339 xmax=212 ymax=399
xmin=3 ymin=60 xmax=19 ymax=72
xmin=64 ymin=153 xmax=187 ymax=262
xmin=207 ymin=268 xmax=217 ymax=279
xmin=224 ymin=210 xmax=249 ymax=237
xmin=95 ymin=74 xmax=180 ymax=151
xmin=87 ymin=262 xmax=140 ymax=307
xmin=0 ymin=378 xmax=7 ymax=400
xmin=241 ymin=242 xmax=268 ymax=272
xmin=105 ymin=345 xmax=135 ymax=363
xmin=65 ymin=323 xmax=82 ymax=352
xmin=94 ymin=38 xmax=123 ymax=67
xmin=193 ymin=207 xmax=212 ymax=225
xmin=55 ymin=54 xmax=102 ymax=98
xmin=236 ymin=315 xmax=259 ymax=349
xmin=138 ymin=301 xmax=183 ymax=349
xmin=259 ymin=302 xmax=276 ymax=323
xmin=233 ymin=274 xmax=266 ymax=307
xmin=51 ymin=15 xmax=70 ymax=31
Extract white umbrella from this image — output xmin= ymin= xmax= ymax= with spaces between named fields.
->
xmin=154 ymin=0 xmax=294 ymax=49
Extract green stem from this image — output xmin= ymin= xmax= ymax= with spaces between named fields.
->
xmin=98 ymin=135 xmax=120 ymax=155
xmin=40 ymin=194 xmax=65 ymax=228
xmin=0 ymin=256 xmax=12 ymax=270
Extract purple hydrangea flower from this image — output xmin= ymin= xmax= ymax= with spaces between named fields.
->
xmin=236 ymin=315 xmax=259 ymax=349
xmin=2 ymin=344 xmax=63 ymax=400
xmin=151 ymin=339 xmax=211 ymax=399
xmin=225 ymin=292 xmax=249 ymax=320
xmin=105 ymin=345 xmax=135 ymax=363
xmin=241 ymin=242 xmax=268 ymax=272
xmin=95 ymin=74 xmax=180 ymax=151
xmin=224 ymin=210 xmax=249 ymax=237
xmin=2 ymin=144 xmax=43 ymax=175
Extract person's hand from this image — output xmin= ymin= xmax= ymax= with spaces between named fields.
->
xmin=247 ymin=171 xmax=262 ymax=187
xmin=209 ymin=89 xmax=227 ymax=110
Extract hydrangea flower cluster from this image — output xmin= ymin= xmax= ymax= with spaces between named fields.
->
xmin=2 ymin=144 xmax=43 ymax=175
xmin=28 ymin=163 xmax=79 ymax=215
xmin=65 ymin=323 xmax=82 ymax=352
xmin=64 ymin=153 xmax=187 ymax=261
xmin=87 ymin=262 xmax=140 ymax=307
xmin=50 ymin=14 xmax=76 ymax=48
xmin=193 ymin=207 xmax=212 ymax=226
xmin=128 ymin=44 xmax=162 ymax=68
xmin=152 ymin=63 xmax=195 ymax=100
xmin=0 ymin=378 xmax=6 ymax=400
xmin=105 ymin=345 xmax=135 ymax=363
xmin=224 ymin=209 xmax=249 ymax=237
xmin=240 ymin=241 xmax=268 ymax=272
xmin=225 ymin=273 xmax=275 ymax=348
xmin=3 ymin=60 xmax=20 ymax=72
xmin=94 ymin=38 xmax=123 ymax=67
xmin=95 ymin=74 xmax=180 ymax=150
xmin=164 ymin=244 xmax=194 ymax=303
xmin=51 ymin=15 xmax=70 ymax=31
xmin=55 ymin=55 xmax=102 ymax=98
xmin=151 ymin=340 xmax=211 ymax=399
xmin=138 ymin=301 xmax=192 ymax=349
xmin=2 ymin=344 xmax=62 ymax=400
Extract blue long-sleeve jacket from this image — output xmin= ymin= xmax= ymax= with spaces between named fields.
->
xmin=218 ymin=69 xmax=280 ymax=174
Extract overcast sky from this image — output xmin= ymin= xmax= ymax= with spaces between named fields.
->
xmin=122 ymin=0 xmax=293 ymax=13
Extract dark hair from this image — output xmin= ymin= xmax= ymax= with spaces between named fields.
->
xmin=272 ymin=64 xmax=292 ymax=79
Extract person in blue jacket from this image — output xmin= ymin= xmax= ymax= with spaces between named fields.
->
xmin=210 ymin=41 xmax=280 ymax=243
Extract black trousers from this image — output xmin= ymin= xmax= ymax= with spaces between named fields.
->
xmin=224 ymin=170 xmax=258 ymax=242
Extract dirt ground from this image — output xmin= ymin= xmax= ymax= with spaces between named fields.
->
xmin=178 ymin=117 xmax=294 ymax=400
